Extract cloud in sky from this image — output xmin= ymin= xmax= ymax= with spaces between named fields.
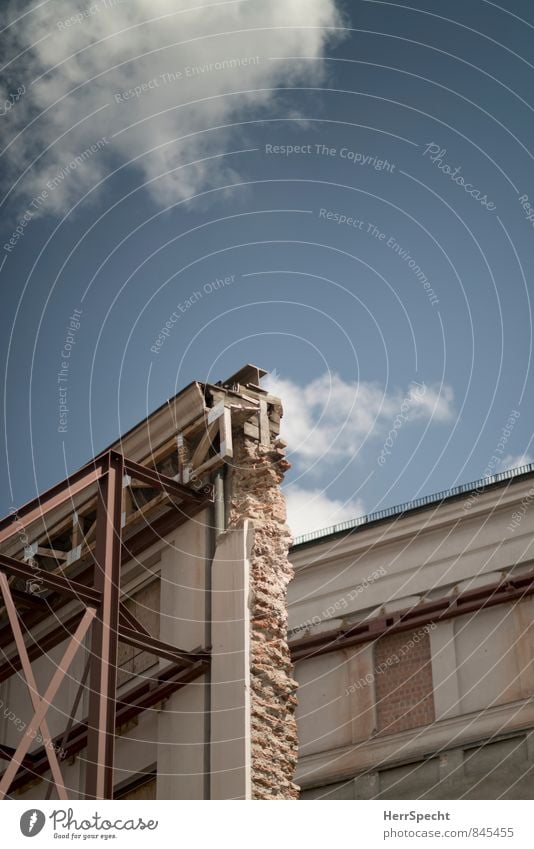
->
xmin=284 ymin=484 xmax=364 ymax=538
xmin=499 ymin=453 xmax=532 ymax=470
xmin=265 ymin=371 xmax=455 ymax=463
xmin=3 ymin=0 xmax=344 ymax=214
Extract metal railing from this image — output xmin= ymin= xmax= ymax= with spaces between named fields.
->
xmin=291 ymin=462 xmax=534 ymax=547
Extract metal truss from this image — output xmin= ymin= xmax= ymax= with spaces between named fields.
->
xmin=0 ymin=449 xmax=213 ymax=800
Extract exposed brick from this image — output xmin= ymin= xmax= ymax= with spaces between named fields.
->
xmin=228 ymin=420 xmax=299 ymax=799
xmin=375 ymin=628 xmax=435 ymax=735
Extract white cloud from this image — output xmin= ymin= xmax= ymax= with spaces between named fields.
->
xmin=284 ymin=484 xmax=364 ymax=538
xmin=499 ymin=453 xmax=532 ymax=470
xmin=3 ymin=0 xmax=344 ymax=213
xmin=265 ymin=371 xmax=455 ymax=463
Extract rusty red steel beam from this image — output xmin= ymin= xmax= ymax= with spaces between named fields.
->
xmin=0 ymin=463 xmax=212 ymax=648
xmin=0 ymin=746 xmax=16 ymax=763
xmin=0 ymin=604 xmax=209 ymax=685
xmin=114 ymin=659 xmax=208 ymax=725
xmin=85 ymin=452 xmax=123 ymax=801
xmin=0 ymin=452 xmax=213 ymax=643
xmin=0 ymin=457 xmax=107 ymax=546
xmin=290 ymin=571 xmax=534 ymax=661
xmin=0 ymin=449 xmax=214 ymax=800
xmin=120 ymin=497 xmax=212 ymax=563
xmin=0 ymin=744 xmax=34 ymax=767
xmin=0 ymin=600 xmax=96 ymax=799
xmin=46 ymin=658 xmax=91 ymax=800
xmin=118 ymin=602 xmax=150 ymax=637
xmin=0 ymin=572 xmax=72 ymax=800
xmin=0 ymin=610 xmax=85 ymax=684
xmin=123 ymin=456 xmax=213 ymax=503
xmin=0 ymin=552 xmax=101 ymax=606
xmin=0 ymin=498 xmax=212 ymax=657
xmin=6 ymin=660 xmax=209 ymax=793
xmin=0 ymin=585 xmax=84 ymax=654
xmin=0 ymin=450 xmax=210 ymax=550
xmin=118 ymin=625 xmax=210 ymax=666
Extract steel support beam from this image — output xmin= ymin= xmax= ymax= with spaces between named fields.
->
xmin=0 ymin=499 xmax=212 ymax=659
xmin=123 ymin=455 xmax=212 ymax=502
xmin=0 ymin=610 xmax=84 ymax=684
xmin=0 ymin=552 xmax=101 ymax=606
xmin=0 ymin=596 xmax=209 ymax=686
xmin=85 ymin=453 xmax=123 ymax=800
xmin=118 ymin=602 xmax=150 ymax=636
xmin=0 ymin=572 xmax=70 ymax=799
xmin=0 ymin=585 xmax=95 ymax=800
xmin=290 ymin=571 xmax=534 ymax=661
xmin=6 ymin=660 xmax=209 ymax=793
xmin=45 ymin=658 xmax=91 ymax=800
xmin=0 ymin=449 xmax=214 ymax=799
xmin=0 ymin=467 xmax=213 ymax=660
xmin=121 ymin=497 xmax=212 ymax=562
xmin=0 ymin=459 xmax=106 ymax=546
xmin=117 ymin=625 xmax=209 ymax=666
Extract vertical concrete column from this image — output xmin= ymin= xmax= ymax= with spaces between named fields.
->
xmin=430 ymin=620 xmax=461 ymax=720
xmin=157 ymin=514 xmax=209 ymax=800
xmin=513 ymin=597 xmax=534 ymax=699
xmin=210 ymin=522 xmax=253 ymax=799
xmin=227 ymin=422 xmax=299 ymax=799
xmin=347 ymin=643 xmax=377 ymax=742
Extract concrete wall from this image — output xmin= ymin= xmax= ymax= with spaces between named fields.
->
xmin=301 ymin=729 xmax=534 ymax=799
xmin=291 ymin=475 xmax=534 ymax=799
xmin=210 ymin=523 xmax=252 ymax=800
xmin=156 ymin=512 xmax=210 ymax=800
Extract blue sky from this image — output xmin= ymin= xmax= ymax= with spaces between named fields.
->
xmin=1 ymin=0 xmax=533 ymax=536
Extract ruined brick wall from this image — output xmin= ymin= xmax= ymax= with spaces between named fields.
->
xmin=375 ymin=628 xmax=435 ymax=734
xmin=227 ymin=418 xmax=299 ymax=799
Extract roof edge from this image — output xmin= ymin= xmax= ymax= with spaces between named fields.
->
xmin=290 ymin=462 xmax=534 ymax=549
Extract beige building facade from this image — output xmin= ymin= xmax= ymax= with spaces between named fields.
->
xmin=289 ymin=466 xmax=534 ymax=799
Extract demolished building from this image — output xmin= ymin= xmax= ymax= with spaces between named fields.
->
xmin=0 ymin=365 xmax=297 ymax=800
xmin=1 ymin=365 xmax=533 ymax=800
xmin=290 ymin=463 xmax=534 ymax=799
